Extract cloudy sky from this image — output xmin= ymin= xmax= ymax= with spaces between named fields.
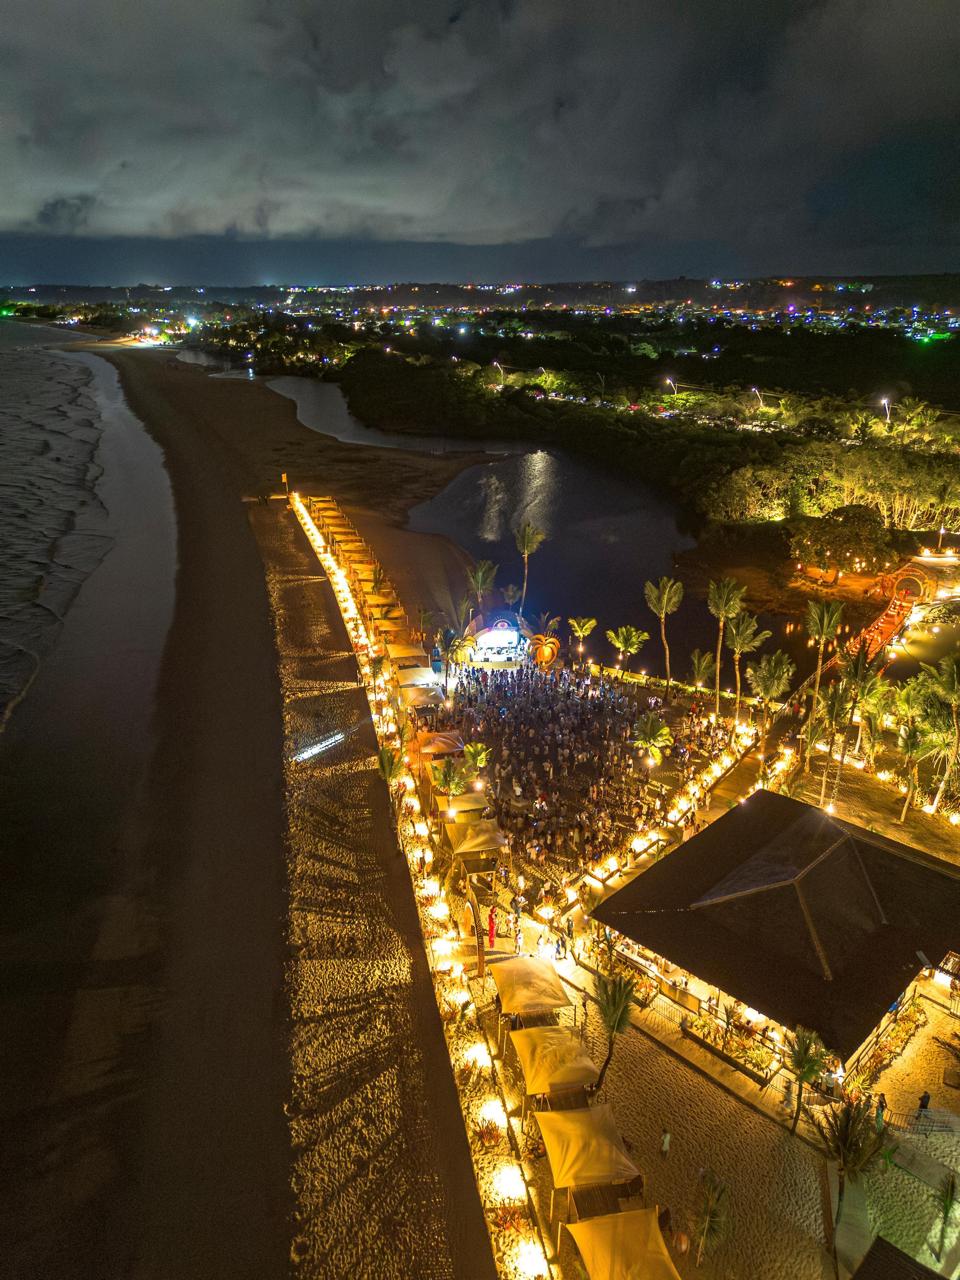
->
xmin=2 ymin=0 xmax=959 ymax=283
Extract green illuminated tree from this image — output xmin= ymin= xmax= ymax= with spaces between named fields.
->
xmin=707 ymin=578 xmax=746 ymax=718
xmin=802 ymin=599 xmax=844 ymax=772
xmin=725 ymin=612 xmax=771 ymax=725
xmin=514 ymin=521 xmax=546 ymax=621
xmin=784 ymin=1026 xmax=829 ymax=1135
xmin=644 ymin=576 xmax=684 ymax=700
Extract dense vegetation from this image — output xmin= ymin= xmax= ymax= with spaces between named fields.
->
xmin=335 ymin=350 xmax=960 ymax=538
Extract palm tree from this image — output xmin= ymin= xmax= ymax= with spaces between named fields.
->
xmin=376 ymin=744 xmax=406 ymax=814
xmin=784 ymin=1026 xmax=829 ymax=1134
xmin=725 ymin=612 xmax=771 ymax=725
xmin=415 ymin=605 xmax=435 ymax=646
xmin=593 ymin=971 xmax=636 ymax=1093
xmin=514 ymin=522 xmax=546 ymax=620
xmin=436 ymin=617 xmax=473 ymax=696
xmin=708 ymin=578 xmax=746 ymax=717
xmin=816 ymin=681 xmax=853 ymax=807
xmin=921 ymin=654 xmax=960 ymax=812
xmin=463 ymin=741 xmax=491 ymax=780
xmin=692 ymin=1170 xmax=729 ymax=1269
xmin=831 ymin=643 xmax=882 ymax=806
xmin=502 ymin=583 xmax=521 ymax=612
xmin=746 ymin=650 xmax=796 ymax=763
xmin=431 ymin=757 xmax=466 ymax=798
xmin=568 ymin=615 xmax=597 ymax=665
xmin=370 ymin=562 xmax=388 ymax=596
xmin=896 ymin=723 xmax=936 ymax=822
xmin=534 ymin=610 xmax=560 ymax=636
xmin=644 ymin=576 xmax=684 ymax=699
xmin=466 ymin=559 xmax=497 ymax=615
xmin=689 ymin=648 xmax=716 ymax=692
xmin=806 ymin=1099 xmax=885 ymax=1273
xmin=802 ymin=599 xmax=844 ymax=772
xmin=632 ymin=712 xmax=674 ymax=767
xmin=933 ymin=1171 xmax=957 ymax=1264
xmin=605 ymin=625 xmax=649 ymax=674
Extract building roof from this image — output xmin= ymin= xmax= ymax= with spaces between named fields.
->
xmin=594 ymin=792 xmax=960 ymax=1059
xmin=852 ymin=1236 xmax=940 ymax=1279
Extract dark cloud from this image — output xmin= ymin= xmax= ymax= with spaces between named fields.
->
xmin=1 ymin=0 xmax=958 ymax=279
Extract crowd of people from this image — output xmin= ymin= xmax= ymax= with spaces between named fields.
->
xmin=433 ymin=663 xmax=724 ymax=900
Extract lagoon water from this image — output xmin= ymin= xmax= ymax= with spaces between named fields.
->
xmin=264 ymin=374 xmax=815 ymax=680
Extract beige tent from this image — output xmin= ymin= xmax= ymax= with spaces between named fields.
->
xmin=397 ymin=666 xmax=441 ymax=688
xmin=535 ymin=1105 xmax=639 ymax=1190
xmin=566 ymin=1209 xmax=681 ymax=1280
xmin=414 ymin=731 xmax=463 ymax=757
xmin=432 ymin=791 xmax=487 ymax=819
xmin=445 ymin=820 xmax=507 ymax=855
xmin=399 ymin=685 xmax=445 ymax=710
xmin=386 ymin=642 xmax=430 ymax=663
xmin=490 ymin=957 xmax=571 ymax=1016
xmin=510 ymin=1027 xmax=599 ymax=1096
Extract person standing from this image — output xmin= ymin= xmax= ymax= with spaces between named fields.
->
xmin=659 ymin=1128 xmax=671 ymax=1160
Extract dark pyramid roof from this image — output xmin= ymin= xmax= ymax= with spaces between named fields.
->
xmin=853 ymin=1236 xmax=940 ymax=1279
xmin=594 ymin=791 xmax=960 ymax=1058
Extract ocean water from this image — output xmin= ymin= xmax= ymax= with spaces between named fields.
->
xmin=0 ymin=322 xmax=110 ymax=724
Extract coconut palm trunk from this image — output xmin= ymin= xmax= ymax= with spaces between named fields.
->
xmin=660 ymin=615 xmax=671 ymax=694
xmin=714 ymin=619 xmax=725 ymax=719
xmin=932 ymin=702 xmax=959 ymax=812
xmin=804 ymin=636 xmax=828 ymax=771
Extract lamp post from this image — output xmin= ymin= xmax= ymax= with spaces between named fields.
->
xmin=881 ymin=397 xmax=891 ymax=423
xmin=493 ymin=361 xmax=504 ymax=389
xmin=938 ymin=525 xmax=946 ymax=553
xmin=666 ymin=378 xmax=677 ymax=396
xmin=752 ymin=386 xmax=764 ymax=408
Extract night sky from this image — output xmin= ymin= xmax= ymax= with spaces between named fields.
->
xmin=3 ymin=0 xmax=959 ymax=284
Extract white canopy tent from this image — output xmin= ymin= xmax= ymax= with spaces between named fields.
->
xmin=490 ymin=957 xmax=571 ymax=1016
xmin=535 ymin=1105 xmax=639 ymax=1191
xmin=432 ymin=791 xmax=488 ymax=819
xmin=397 ymin=666 xmax=441 ymax=688
xmin=386 ymin=642 xmax=430 ymax=664
xmin=566 ymin=1209 xmax=681 ymax=1280
xmin=414 ymin=731 xmax=463 ymax=758
xmin=510 ymin=1027 xmax=599 ymax=1096
xmin=444 ymin=820 xmax=507 ymax=855
xmin=399 ymin=685 xmax=445 ymax=711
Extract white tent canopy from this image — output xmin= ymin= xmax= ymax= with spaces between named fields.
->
xmin=414 ymin=731 xmax=463 ymax=757
xmin=566 ymin=1209 xmax=681 ymax=1280
xmin=433 ymin=791 xmax=487 ymax=818
xmin=510 ymin=1027 xmax=599 ymax=1096
xmin=397 ymin=666 xmax=441 ymax=688
xmin=445 ymin=820 xmax=507 ymax=855
xmin=535 ymin=1105 xmax=639 ymax=1190
xmin=386 ymin=642 xmax=430 ymax=663
xmin=400 ymin=686 xmax=445 ymax=710
xmin=490 ymin=957 xmax=571 ymax=1015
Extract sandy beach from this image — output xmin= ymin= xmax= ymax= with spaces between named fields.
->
xmin=2 ymin=347 xmax=487 ymax=1277
xmin=101 ymin=350 xmax=485 ymax=1275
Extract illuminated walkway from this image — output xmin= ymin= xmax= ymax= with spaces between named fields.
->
xmin=253 ymin=501 xmax=495 ymax=1279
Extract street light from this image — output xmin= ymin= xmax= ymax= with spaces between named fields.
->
xmin=751 ymin=386 xmax=764 ymax=408
xmin=938 ymin=525 xmax=946 ymax=553
xmin=881 ymin=397 xmax=891 ymax=423
xmin=493 ymin=361 xmax=504 ymax=388
xmin=665 ymin=378 xmax=677 ymax=395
